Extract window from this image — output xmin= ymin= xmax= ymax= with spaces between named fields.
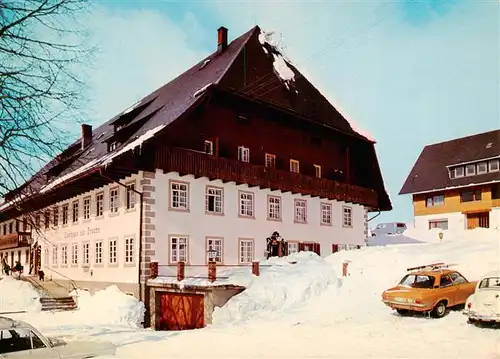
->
xmin=399 ymin=274 xmax=436 ymax=289
xmin=61 ymin=245 xmax=68 ymax=265
xmin=44 ymin=211 xmax=50 ymax=229
xmin=238 ymin=146 xmax=250 ymax=162
xmin=294 ymin=199 xmax=307 ymax=223
xmin=267 ymin=196 xmax=281 ymax=221
xmin=460 ymin=190 xmax=482 ymax=202
xmin=43 ymin=248 xmax=49 ymax=266
xmin=320 ymin=203 xmax=332 ymax=225
xmin=35 ymin=214 xmax=40 ymax=228
xmin=83 ymin=197 xmax=91 ymax=220
xmin=72 ymin=201 xmax=79 ymax=223
xmin=205 ymin=186 xmax=223 ymax=214
xmin=63 ymin=204 xmax=68 ymax=226
xmin=109 ymin=141 xmax=118 ymax=151
xmin=170 ymin=181 xmax=189 ymax=210
xmin=265 ymin=153 xmax=276 ymax=168
xmin=239 ymin=191 xmax=254 ymax=217
xmin=206 ymin=238 xmax=223 ymax=263
xmin=52 ymin=246 xmax=58 ymax=265
xmin=440 ymin=274 xmax=453 ymax=288
xmin=492 ymin=184 xmax=500 ymax=200
xmin=450 ymin=272 xmax=467 ymax=285
xmin=126 ymin=183 xmax=136 ymax=210
xmin=82 ymin=243 xmax=89 ymax=265
xmin=239 ymin=239 xmax=254 ymax=264
xmin=204 ymin=140 xmax=214 ymax=155
xmin=426 ymin=195 xmax=444 ymax=207
xmin=125 ymin=237 xmax=134 ymax=264
xmin=53 ymin=207 xmax=59 ymax=226
xmin=109 ymin=188 xmax=119 ymax=213
xmin=170 ymin=236 xmax=188 ymax=263
xmin=465 ymin=164 xmax=476 ymax=176
xmin=342 ymin=206 xmax=352 ymax=227
xmin=109 ymin=239 xmax=117 ymax=264
xmin=290 ymin=159 xmax=300 ymax=173
xmin=314 ymin=165 xmax=321 ymax=178
xmin=0 ymin=328 xmax=47 ymax=352
xmin=96 ymin=192 xmax=104 ymax=217
xmin=490 ymin=159 xmax=499 ymax=172
xmin=95 ymin=241 xmax=102 ymax=264
xmin=453 ymin=166 xmax=464 ymax=178
xmin=71 ymin=243 xmax=78 ymax=265
xmin=477 ymin=162 xmax=487 ymax=174
xmin=288 ymin=242 xmax=298 ymax=254
xmin=429 ymin=219 xmax=448 ymax=230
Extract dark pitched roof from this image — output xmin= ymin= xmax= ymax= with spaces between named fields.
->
xmin=399 ymin=129 xmax=500 ymax=195
xmin=1 ymin=25 xmax=390 ymax=211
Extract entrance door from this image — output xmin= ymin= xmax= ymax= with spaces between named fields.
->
xmin=159 ymin=292 xmax=204 ymax=330
xmin=466 ymin=212 xmax=489 ymax=229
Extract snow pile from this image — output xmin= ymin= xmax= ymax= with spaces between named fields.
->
xmin=212 ymin=251 xmax=337 ymax=325
xmin=0 ymin=276 xmax=41 ymax=312
xmin=70 ymin=286 xmax=145 ymax=327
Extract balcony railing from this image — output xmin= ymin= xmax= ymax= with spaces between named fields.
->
xmin=0 ymin=232 xmax=31 ymax=250
xmin=155 ymin=146 xmax=379 ymax=208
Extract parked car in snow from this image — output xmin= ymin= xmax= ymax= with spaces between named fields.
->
xmin=381 ymin=262 xmax=477 ymax=318
xmin=0 ymin=316 xmax=116 ymax=358
xmin=463 ymin=271 xmax=500 ymax=324
xmin=370 ymin=222 xmax=407 ymax=237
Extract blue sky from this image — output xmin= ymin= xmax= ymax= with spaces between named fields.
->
xmin=80 ymin=0 xmax=498 ymax=224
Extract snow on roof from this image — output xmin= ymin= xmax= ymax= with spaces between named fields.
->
xmin=193 ymin=83 xmax=213 ymax=98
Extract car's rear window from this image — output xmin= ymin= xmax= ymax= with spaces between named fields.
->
xmin=397 ymin=223 xmax=406 ymax=228
xmin=479 ymin=277 xmax=500 ymax=289
xmin=399 ymin=274 xmax=436 ymax=289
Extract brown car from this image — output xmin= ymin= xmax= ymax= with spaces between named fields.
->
xmin=381 ymin=262 xmax=477 ymax=318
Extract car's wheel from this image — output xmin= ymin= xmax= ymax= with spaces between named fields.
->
xmin=467 ymin=318 xmax=476 ymax=325
xmin=431 ymin=301 xmax=447 ymax=318
xmin=396 ymin=309 xmax=409 ymax=315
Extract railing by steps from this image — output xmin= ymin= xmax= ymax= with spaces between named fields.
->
xmin=41 ymin=267 xmax=79 ymax=293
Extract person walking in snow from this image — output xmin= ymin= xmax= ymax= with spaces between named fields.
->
xmin=14 ymin=261 xmax=23 ymax=279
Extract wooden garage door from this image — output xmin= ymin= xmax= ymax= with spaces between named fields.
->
xmin=466 ymin=212 xmax=489 ymax=229
xmin=159 ymin=293 xmax=204 ymax=330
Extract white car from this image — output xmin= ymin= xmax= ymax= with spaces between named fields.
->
xmin=0 ymin=316 xmax=116 ymax=358
xmin=463 ymin=270 xmax=500 ymax=324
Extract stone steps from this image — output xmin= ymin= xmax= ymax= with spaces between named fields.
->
xmin=39 ymin=297 xmax=77 ymax=311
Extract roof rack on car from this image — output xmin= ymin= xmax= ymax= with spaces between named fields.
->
xmin=406 ymin=262 xmax=457 ymax=272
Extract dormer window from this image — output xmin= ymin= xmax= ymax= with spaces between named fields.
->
xmin=477 ymin=162 xmax=487 ymax=174
xmin=109 ymin=141 xmax=118 ymax=152
xmin=204 ymin=140 xmax=214 ymax=155
xmin=490 ymin=159 xmax=499 ymax=172
xmin=115 ymin=124 xmax=125 ymax=132
xmin=453 ymin=166 xmax=464 ymax=178
xmin=465 ymin=164 xmax=476 ymax=176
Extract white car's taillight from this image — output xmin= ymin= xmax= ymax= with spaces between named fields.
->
xmin=467 ymin=302 xmax=472 ymax=309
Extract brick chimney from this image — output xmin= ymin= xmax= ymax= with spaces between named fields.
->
xmin=81 ymin=124 xmax=92 ymax=150
xmin=217 ymin=26 xmax=228 ymax=54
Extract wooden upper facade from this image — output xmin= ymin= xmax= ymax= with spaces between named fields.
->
xmin=0 ymin=25 xmax=391 ymax=224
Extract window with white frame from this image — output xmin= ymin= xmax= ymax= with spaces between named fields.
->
xmin=288 ymin=242 xmax=299 ymax=254
xmin=53 ymin=207 xmax=59 ymax=226
xmin=490 ymin=159 xmax=499 ymax=172
xmin=83 ymin=197 xmax=91 ymax=220
xmin=125 ymin=237 xmax=134 ymax=264
xmin=238 ymin=146 xmax=250 ymax=162
xmin=477 ymin=162 xmax=487 ymax=174
xmin=453 ymin=166 xmax=464 ymax=178
xmin=82 ymin=243 xmax=89 ymax=265
xmin=268 ymin=196 xmax=281 ymax=220
xmin=61 ymin=245 xmax=68 ymax=265
xmin=206 ymin=238 xmax=223 ymax=263
xmin=265 ymin=153 xmax=276 ymax=168
xmin=62 ymin=204 xmax=68 ymax=225
xmin=71 ymin=243 xmax=78 ymax=265
xmin=170 ymin=182 xmax=189 ymax=210
xmin=170 ymin=236 xmax=188 ymax=263
xmin=314 ymin=165 xmax=322 ymax=178
xmin=126 ymin=183 xmax=136 ymax=210
xmin=72 ymin=201 xmax=79 ymax=223
xmin=109 ymin=239 xmax=117 ymax=264
xmin=321 ymin=203 xmax=332 ymax=225
xmin=96 ymin=192 xmax=104 ymax=217
xmin=239 ymin=191 xmax=254 ymax=217
xmin=51 ymin=246 xmax=58 ymax=265
xmin=239 ymin=239 xmax=254 ymax=264
xmin=294 ymin=199 xmax=307 ymax=223
xmin=290 ymin=159 xmax=300 ymax=173
xmin=465 ymin=164 xmax=476 ymax=176
xmin=205 ymin=186 xmax=223 ymax=214
xmin=43 ymin=248 xmax=49 ymax=266
xmin=343 ymin=206 xmax=353 ymax=227
xmin=204 ymin=140 xmax=214 ymax=155
xmin=44 ymin=212 xmax=49 ymax=229
xmin=110 ymin=188 xmax=119 ymax=213
xmin=95 ymin=241 xmax=102 ymax=264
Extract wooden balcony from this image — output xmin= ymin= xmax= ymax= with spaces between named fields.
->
xmin=155 ymin=146 xmax=379 ymax=208
xmin=0 ymin=232 xmax=31 ymax=251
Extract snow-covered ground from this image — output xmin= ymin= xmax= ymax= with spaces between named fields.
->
xmin=1 ymin=228 xmax=499 ymax=358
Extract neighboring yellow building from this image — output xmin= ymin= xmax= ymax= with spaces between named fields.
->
xmin=400 ymin=130 xmax=500 ymax=231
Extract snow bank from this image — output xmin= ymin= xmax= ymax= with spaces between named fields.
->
xmin=70 ymin=286 xmax=145 ymax=328
xmin=212 ymin=252 xmax=337 ymax=325
xmin=0 ymin=275 xmax=41 ymax=313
